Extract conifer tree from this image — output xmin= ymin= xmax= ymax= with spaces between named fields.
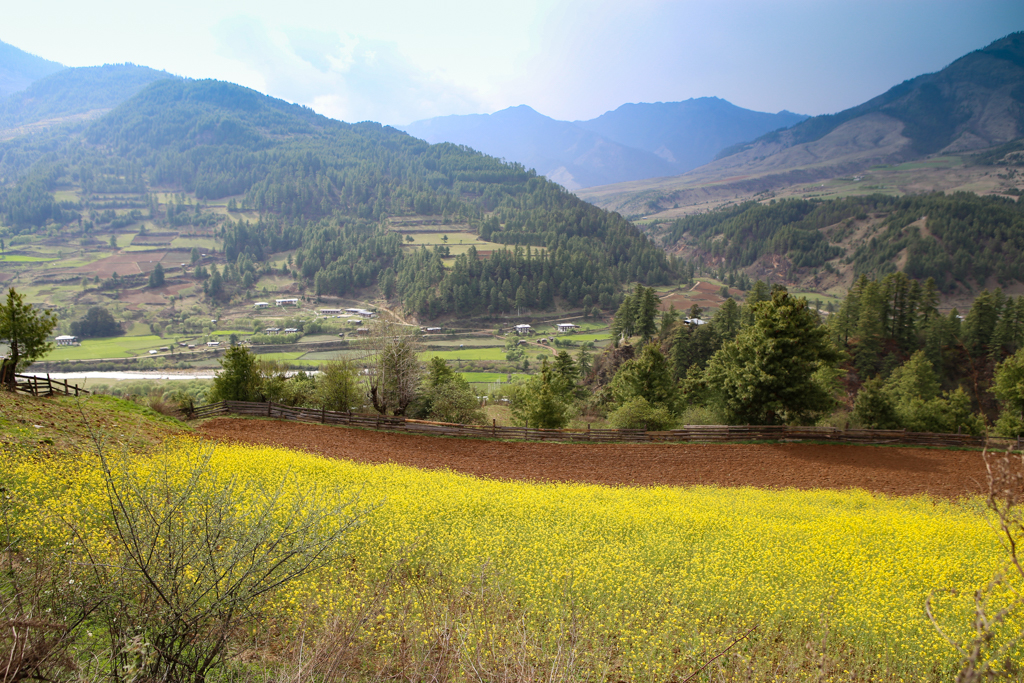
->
xmin=703 ymin=288 xmax=843 ymax=425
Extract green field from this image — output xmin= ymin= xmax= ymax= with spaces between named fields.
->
xmin=560 ymin=332 xmax=612 ymax=343
xmin=418 ymin=347 xmax=507 ymax=361
xmin=423 ymin=337 xmax=503 ymax=348
xmin=0 ymin=254 xmax=55 ymax=262
xmin=43 ymin=334 xmax=172 ymax=361
xmin=398 ymin=231 xmax=528 ymax=259
xmin=460 ymin=371 xmax=523 ymax=383
xmin=250 ymin=351 xmax=305 ymax=362
xmin=170 ymin=237 xmax=220 ymax=250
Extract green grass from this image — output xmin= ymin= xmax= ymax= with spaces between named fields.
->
xmin=563 ymin=332 xmax=612 ymax=343
xmin=460 ymin=371 xmax=522 ymax=383
xmin=0 ymin=254 xmax=55 ymax=262
xmin=398 ymin=232 xmax=526 ymax=257
xmin=424 ymin=338 xmax=504 ymax=348
xmin=170 ymin=237 xmax=220 ymax=250
xmin=42 ymin=334 xmax=170 ymax=361
xmin=791 ymin=290 xmax=843 ymax=306
xmin=250 ymin=352 xmax=306 ymax=361
xmin=299 ymin=350 xmax=372 ymax=362
xmin=418 ymin=348 xmax=507 ymax=361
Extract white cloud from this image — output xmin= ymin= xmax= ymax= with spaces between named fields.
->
xmin=211 ymin=16 xmax=483 ymax=125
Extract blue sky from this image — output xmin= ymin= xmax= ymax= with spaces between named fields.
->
xmin=3 ymin=0 xmax=1023 ymax=125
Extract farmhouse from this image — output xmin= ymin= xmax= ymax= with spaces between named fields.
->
xmin=283 ymin=327 xmax=299 ymax=333
xmin=54 ymin=335 xmax=79 ymax=346
xmin=556 ymin=323 xmax=578 ymax=332
xmin=253 ymin=302 xmax=269 ymax=309
xmin=275 ymin=298 xmax=299 ymax=307
xmin=514 ymin=324 xmax=532 ymax=334
xmin=345 ymin=307 xmax=376 ymax=318
xmin=265 ymin=327 xmax=281 ymax=334
xmin=684 ymin=318 xmax=708 ymax=326
xmin=319 ymin=308 xmax=342 ymax=316
xmin=206 ymin=341 xmax=221 ymax=347
xmin=425 ymin=327 xmax=442 ymax=333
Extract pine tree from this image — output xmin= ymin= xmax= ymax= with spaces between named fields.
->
xmin=854 ymin=280 xmax=885 ymax=378
xmin=703 ymin=288 xmax=843 ymax=425
xmin=0 ymin=288 xmax=57 ymax=388
xmin=611 ymin=343 xmax=676 ymax=409
xmin=635 ymin=286 xmax=659 ymax=343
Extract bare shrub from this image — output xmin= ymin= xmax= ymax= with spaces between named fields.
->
xmin=0 ymin=481 xmax=98 ymax=682
xmin=928 ymin=448 xmax=1024 ymax=682
xmin=89 ymin=443 xmax=369 ymax=683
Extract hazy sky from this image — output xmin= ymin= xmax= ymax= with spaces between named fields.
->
xmin=4 ymin=0 xmax=1023 ymax=126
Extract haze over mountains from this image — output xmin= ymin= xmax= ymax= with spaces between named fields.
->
xmin=582 ymin=32 xmax=1024 ymax=215
xmin=0 ymin=41 xmax=62 ymax=99
xmin=401 ymin=101 xmax=806 ymax=190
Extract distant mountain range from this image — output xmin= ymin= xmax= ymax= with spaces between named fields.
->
xmin=0 ymin=41 xmax=62 ymax=99
xmin=401 ymin=100 xmax=806 ymax=190
xmin=581 ymin=32 xmax=1024 ymax=215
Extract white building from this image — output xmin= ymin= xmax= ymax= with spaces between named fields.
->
xmin=275 ymin=298 xmax=299 ymax=307
xmin=556 ymin=323 xmax=579 ymax=332
xmin=514 ymin=324 xmax=532 ymax=334
xmin=254 ymin=302 xmax=269 ymax=309
xmin=265 ymin=327 xmax=281 ymax=334
xmin=283 ymin=327 xmax=299 ymax=333
xmin=55 ymin=335 xmax=79 ymax=346
xmin=207 ymin=341 xmax=221 ymax=347
xmin=319 ymin=308 xmax=342 ymax=315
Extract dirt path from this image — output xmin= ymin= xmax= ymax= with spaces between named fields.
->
xmin=198 ymin=417 xmax=993 ymax=499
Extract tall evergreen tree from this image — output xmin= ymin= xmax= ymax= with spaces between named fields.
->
xmin=703 ymin=288 xmax=843 ymax=425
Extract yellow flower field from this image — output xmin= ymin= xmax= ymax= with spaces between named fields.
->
xmin=3 ymin=438 xmax=1020 ymax=681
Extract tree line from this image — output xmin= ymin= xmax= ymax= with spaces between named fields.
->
xmin=664 ymin=192 xmax=1024 ymax=290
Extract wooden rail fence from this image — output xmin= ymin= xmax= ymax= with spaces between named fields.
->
xmin=189 ymin=400 xmax=1010 ymax=449
xmin=11 ymin=373 xmax=90 ymax=397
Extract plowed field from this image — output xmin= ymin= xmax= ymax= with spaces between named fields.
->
xmin=198 ymin=417 xmax=992 ymax=499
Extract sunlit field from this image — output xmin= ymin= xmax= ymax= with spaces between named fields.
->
xmin=4 ymin=438 xmax=1018 ymax=681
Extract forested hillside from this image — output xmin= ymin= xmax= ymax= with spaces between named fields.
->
xmin=0 ymin=64 xmax=173 ymax=129
xmin=0 ymin=78 xmax=674 ymax=318
xmin=664 ymin=192 xmax=1024 ymax=291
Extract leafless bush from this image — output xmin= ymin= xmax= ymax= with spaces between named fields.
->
xmin=928 ymin=448 xmax=1024 ymax=682
xmin=87 ymin=443 xmax=369 ymax=683
xmin=366 ymin=320 xmax=421 ymax=416
xmin=0 ymin=483 xmax=98 ymax=683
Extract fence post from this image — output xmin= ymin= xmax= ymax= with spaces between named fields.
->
xmin=492 ymin=419 xmax=496 ymax=438
xmin=321 ymin=406 xmax=326 ymax=424
xmin=267 ymin=401 xmax=272 ymax=417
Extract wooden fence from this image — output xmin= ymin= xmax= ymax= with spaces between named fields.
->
xmin=11 ymin=373 xmax=90 ymax=397
xmin=189 ymin=400 xmax=1009 ymax=449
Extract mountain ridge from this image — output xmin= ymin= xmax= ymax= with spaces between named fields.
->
xmin=580 ymin=32 xmax=1024 ymax=217
xmin=401 ymin=99 xmax=807 ymax=190
xmin=0 ymin=40 xmax=63 ymax=99
xmin=0 ymin=63 xmax=175 ymax=131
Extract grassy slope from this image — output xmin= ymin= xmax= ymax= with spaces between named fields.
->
xmin=0 ymin=390 xmax=186 ymax=452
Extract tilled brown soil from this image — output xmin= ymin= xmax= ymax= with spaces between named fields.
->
xmin=198 ymin=417 xmax=992 ymax=499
